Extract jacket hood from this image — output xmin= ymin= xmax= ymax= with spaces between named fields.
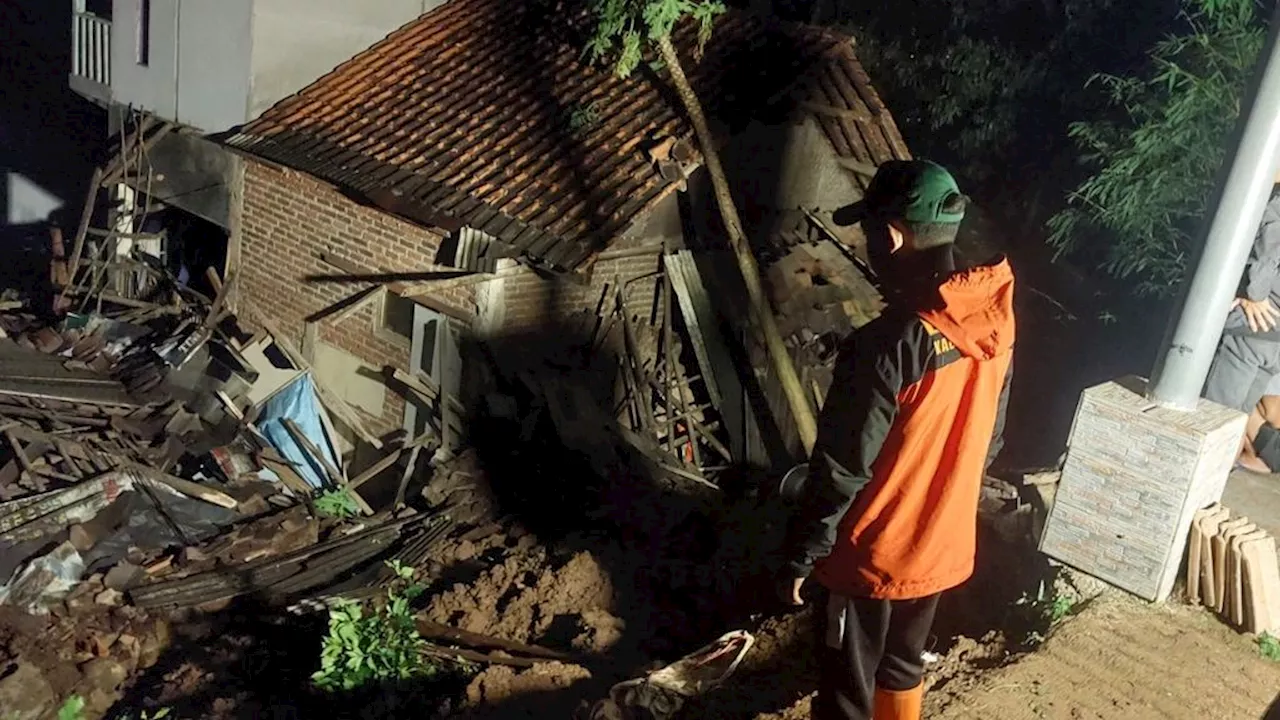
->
xmin=917 ymin=257 xmax=1015 ymax=360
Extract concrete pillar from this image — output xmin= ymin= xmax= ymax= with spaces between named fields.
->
xmin=1148 ymin=7 xmax=1280 ymax=409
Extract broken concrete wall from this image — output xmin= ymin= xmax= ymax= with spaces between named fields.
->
xmin=120 ymin=133 xmax=237 ymax=229
xmin=236 ymin=159 xmax=476 ymax=439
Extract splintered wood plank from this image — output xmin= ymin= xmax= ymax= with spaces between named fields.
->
xmin=349 ymin=447 xmax=404 ymax=491
xmin=281 ymin=418 xmax=372 ymax=515
xmin=257 ymin=452 xmax=316 ymax=505
xmin=1242 ymin=536 xmax=1280 ymax=635
xmin=1199 ymin=506 xmax=1231 ymax=608
xmin=1231 ymin=528 xmax=1268 ymax=626
xmin=4 ymin=431 xmax=33 ymax=481
xmin=1214 ymin=517 xmax=1252 ymax=611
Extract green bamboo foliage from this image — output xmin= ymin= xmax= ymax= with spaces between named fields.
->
xmin=584 ymin=0 xmax=725 ymax=77
xmin=1049 ymin=0 xmax=1265 ymax=296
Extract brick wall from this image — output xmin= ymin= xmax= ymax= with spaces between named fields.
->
xmin=499 ymin=195 xmax=682 ymax=340
xmin=236 ymin=159 xmax=476 ymax=435
xmin=501 ymin=249 xmax=664 ymax=335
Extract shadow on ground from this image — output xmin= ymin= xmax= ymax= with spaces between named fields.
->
xmin=1265 ymin=692 xmax=1280 ymax=720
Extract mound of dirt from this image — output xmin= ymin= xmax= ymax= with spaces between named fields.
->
xmin=465 ymin=662 xmax=594 ymax=706
xmin=425 ymin=547 xmax=626 ymax=654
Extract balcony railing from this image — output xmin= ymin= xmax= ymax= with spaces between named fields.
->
xmin=71 ymin=8 xmax=111 ymax=99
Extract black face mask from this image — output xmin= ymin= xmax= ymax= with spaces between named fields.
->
xmin=864 ymin=217 xmax=896 ymax=284
xmin=864 ymin=218 xmax=956 ymax=310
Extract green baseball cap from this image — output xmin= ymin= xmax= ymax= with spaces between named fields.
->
xmin=832 ymin=160 xmax=967 ymax=227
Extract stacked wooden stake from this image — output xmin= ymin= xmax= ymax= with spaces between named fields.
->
xmin=1188 ymin=503 xmax=1280 ymax=634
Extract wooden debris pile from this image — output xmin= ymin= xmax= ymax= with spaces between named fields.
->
xmin=0 ymin=318 xmax=222 ymax=504
xmin=1189 ymin=504 xmax=1280 ymax=635
xmin=514 ymin=256 xmax=735 ymax=492
xmin=0 ymin=238 xmax=458 ymax=617
xmin=129 ymin=512 xmax=452 ymax=611
xmin=758 ymin=211 xmax=882 ymax=422
xmin=506 ymin=212 xmax=884 ymax=490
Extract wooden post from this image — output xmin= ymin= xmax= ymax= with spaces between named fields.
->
xmin=655 ymin=35 xmax=817 ymax=455
xmin=61 ymin=167 xmax=104 ymax=306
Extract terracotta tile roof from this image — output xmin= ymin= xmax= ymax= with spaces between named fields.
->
xmin=224 ymin=0 xmax=910 ymax=272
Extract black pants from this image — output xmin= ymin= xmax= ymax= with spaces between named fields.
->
xmin=813 ymin=591 xmax=940 ymax=720
xmin=1256 ymin=424 xmax=1280 ymax=471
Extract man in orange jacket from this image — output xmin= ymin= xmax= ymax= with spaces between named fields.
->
xmin=778 ymin=160 xmax=1015 ymax=720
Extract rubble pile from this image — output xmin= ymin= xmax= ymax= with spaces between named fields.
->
xmin=0 ymin=248 xmax=476 ymax=693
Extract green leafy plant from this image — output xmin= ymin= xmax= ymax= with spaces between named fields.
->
xmin=314 ymin=488 xmax=361 ymax=519
xmin=1259 ymin=633 xmax=1280 ymax=661
xmin=1013 ymin=579 xmax=1077 ymax=647
xmin=585 ymin=0 xmax=725 ymax=79
xmin=57 ymin=696 xmax=86 ymax=720
xmin=568 ymin=102 xmax=601 ymax=131
xmin=1048 ymin=0 xmax=1265 ymax=296
xmin=312 ymin=561 xmax=434 ymax=691
xmin=843 ymin=0 xmax=1133 ymax=195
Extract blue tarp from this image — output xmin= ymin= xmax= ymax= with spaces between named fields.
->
xmin=256 ymin=372 xmax=341 ymax=489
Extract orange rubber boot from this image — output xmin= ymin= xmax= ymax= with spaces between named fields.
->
xmin=873 ymin=684 xmax=923 ymax=720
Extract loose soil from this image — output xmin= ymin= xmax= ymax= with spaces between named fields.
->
xmin=930 ymin=593 xmax=1280 ymax=720
xmin=6 ymin=443 xmax=1276 ymax=720
xmin=750 ymin=592 xmax=1280 ymax=720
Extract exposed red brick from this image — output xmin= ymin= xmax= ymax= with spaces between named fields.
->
xmin=238 ymin=159 xmax=475 ymax=435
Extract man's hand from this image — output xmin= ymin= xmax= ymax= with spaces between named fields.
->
xmin=776 ymin=575 xmax=806 ymax=606
xmin=1234 ymin=297 xmax=1280 ymax=332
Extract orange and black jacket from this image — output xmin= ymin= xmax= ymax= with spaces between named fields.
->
xmin=784 ymin=257 xmax=1015 ymax=600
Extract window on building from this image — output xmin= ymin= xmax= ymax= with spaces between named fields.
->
xmin=135 ymin=0 xmax=150 ymax=66
xmin=416 ymin=315 xmax=440 ymax=379
xmin=379 ymin=290 xmax=416 ymax=341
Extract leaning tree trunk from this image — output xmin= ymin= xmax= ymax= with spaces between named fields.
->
xmin=656 ymin=35 xmax=818 ymax=456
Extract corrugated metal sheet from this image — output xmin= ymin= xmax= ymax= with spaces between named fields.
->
xmin=225 ymin=0 xmax=909 ymax=271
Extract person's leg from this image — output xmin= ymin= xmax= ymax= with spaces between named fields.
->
xmin=813 ymin=591 xmax=889 ymax=720
xmin=1253 ymin=423 xmax=1280 ymax=472
xmin=873 ymin=594 xmax=941 ymax=720
xmin=1239 ymin=403 xmax=1272 ymax=473
xmin=1234 ymin=343 xmax=1280 ymax=471
xmin=1250 ymin=394 xmax=1280 ymax=472
xmin=1205 ymin=334 xmax=1265 ymax=412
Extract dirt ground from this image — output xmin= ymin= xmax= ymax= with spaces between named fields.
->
xmin=929 ymin=594 xmax=1280 ymax=720
xmin=737 ymin=592 xmax=1280 ymax=720
xmin=6 ymin=451 xmax=1280 ymax=720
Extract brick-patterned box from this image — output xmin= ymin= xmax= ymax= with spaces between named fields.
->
xmin=1040 ymin=376 xmax=1246 ymax=601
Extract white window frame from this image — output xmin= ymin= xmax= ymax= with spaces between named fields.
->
xmin=403 ymin=304 xmax=461 ymax=451
xmin=374 ymin=289 xmax=413 ymax=347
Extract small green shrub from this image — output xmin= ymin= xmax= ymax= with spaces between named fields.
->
xmin=568 ymin=102 xmax=601 ymax=131
xmin=1259 ymin=633 xmax=1280 ymax=661
xmin=314 ymin=488 xmax=361 ymax=519
xmin=57 ymin=696 xmax=85 ymax=720
xmin=312 ymin=561 xmax=435 ymax=692
xmin=1013 ymin=579 xmax=1077 ymax=648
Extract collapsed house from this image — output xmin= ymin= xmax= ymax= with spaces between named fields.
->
xmin=0 ymin=4 xmax=921 ymax=711
xmin=218 ymin=0 xmax=904 ymax=479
